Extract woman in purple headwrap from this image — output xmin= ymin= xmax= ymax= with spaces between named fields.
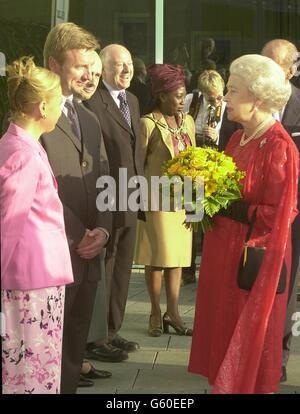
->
xmin=134 ymin=64 xmax=196 ymax=336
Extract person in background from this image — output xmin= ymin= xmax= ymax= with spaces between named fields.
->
xmin=184 ymin=70 xmax=226 ymax=149
xmin=128 ymin=57 xmax=151 ymax=116
xmin=1 ymin=56 xmax=73 ymax=394
xmin=182 ymin=69 xmax=226 ymax=285
xmin=261 ymin=38 xmax=300 ymax=383
xmin=170 ymin=43 xmax=193 ymax=90
xmin=134 ymin=64 xmax=195 ymax=337
xmin=189 ymin=38 xmax=218 ymax=92
xmin=189 ymin=54 xmax=298 ymax=394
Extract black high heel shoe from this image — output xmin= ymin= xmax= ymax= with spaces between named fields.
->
xmin=148 ymin=314 xmax=163 ymax=337
xmin=162 ymin=313 xmax=193 ymax=336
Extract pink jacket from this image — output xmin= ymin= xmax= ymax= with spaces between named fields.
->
xmin=0 ymin=123 xmax=74 ymax=290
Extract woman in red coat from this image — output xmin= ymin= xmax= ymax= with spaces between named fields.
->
xmin=188 ymin=54 xmax=299 ymax=394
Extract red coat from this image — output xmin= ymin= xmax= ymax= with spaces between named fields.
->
xmin=188 ymin=121 xmax=299 ymax=394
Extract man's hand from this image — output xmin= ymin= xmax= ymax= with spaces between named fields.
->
xmin=76 ymin=228 xmax=107 ymax=259
xmin=202 ymin=126 xmax=218 ymax=142
xmin=77 ymin=229 xmax=91 ymax=249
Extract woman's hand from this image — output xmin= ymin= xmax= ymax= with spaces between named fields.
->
xmin=218 ymin=201 xmax=250 ymax=224
xmin=202 ymin=126 xmax=218 ymax=142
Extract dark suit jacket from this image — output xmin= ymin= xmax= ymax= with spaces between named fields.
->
xmin=128 ymin=77 xmax=152 ymax=116
xmin=281 ymin=85 xmax=300 ymax=205
xmin=282 ymin=84 xmax=300 ymax=152
xmin=40 ymin=101 xmax=111 ymax=285
xmin=84 ymin=81 xmax=144 ymax=228
xmin=218 ymin=108 xmax=241 ymax=151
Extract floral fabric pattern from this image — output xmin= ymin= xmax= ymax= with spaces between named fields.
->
xmin=1 ymin=286 xmax=65 ymax=394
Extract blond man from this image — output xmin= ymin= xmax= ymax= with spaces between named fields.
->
xmin=41 ymin=22 xmax=112 ymax=393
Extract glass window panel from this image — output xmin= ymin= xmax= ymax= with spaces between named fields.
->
xmin=164 ymin=0 xmax=300 ymax=92
xmin=0 ymin=0 xmax=52 ymax=130
xmin=69 ymin=0 xmax=155 ymax=65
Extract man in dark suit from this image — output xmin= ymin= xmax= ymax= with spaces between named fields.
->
xmin=128 ymin=57 xmax=152 ymax=116
xmin=41 ymin=23 xmax=112 ymax=393
xmin=218 ymin=109 xmax=241 ymax=151
xmin=84 ymin=44 xmax=144 ymax=362
xmin=261 ymin=38 xmax=300 ymax=382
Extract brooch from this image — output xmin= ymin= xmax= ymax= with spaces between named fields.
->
xmin=259 ymin=137 xmax=267 ymax=148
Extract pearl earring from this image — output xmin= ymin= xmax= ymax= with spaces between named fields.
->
xmin=42 ymin=114 xmax=46 ymax=119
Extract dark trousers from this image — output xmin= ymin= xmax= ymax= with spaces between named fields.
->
xmin=61 ymin=279 xmax=98 ymax=394
xmin=282 ymin=213 xmax=300 ymax=366
xmin=105 ymin=226 xmax=136 ymax=339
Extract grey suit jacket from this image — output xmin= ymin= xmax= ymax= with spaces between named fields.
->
xmin=282 ymin=84 xmax=300 ymax=151
xmin=282 ymin=84 xmax=300 ymax=204
xmin=84 ymin=81 xmax=144 ymax=228
xmin=41 ymin=101 xmax=111 ymax=285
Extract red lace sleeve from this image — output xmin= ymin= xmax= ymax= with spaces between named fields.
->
xmin=248 ymin=137 xmax=298 ymax=247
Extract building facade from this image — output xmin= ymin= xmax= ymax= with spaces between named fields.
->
xmin=1 ymin=0 xmax=300 ymax=127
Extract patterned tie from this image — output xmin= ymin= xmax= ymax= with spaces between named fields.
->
xmin=118 ymin=91 xmax=132 ymax=128
xmin=64 ymin=100 xmax=82 ymax=140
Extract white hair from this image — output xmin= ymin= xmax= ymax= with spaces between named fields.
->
xmin=230 ymin=54 xmax=291 ymax=113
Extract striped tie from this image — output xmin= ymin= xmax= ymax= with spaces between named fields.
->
xmin=65 ymin=100 xmax=82 ymax=140
xmin=118 ymin=91 xmax=132 ymax=128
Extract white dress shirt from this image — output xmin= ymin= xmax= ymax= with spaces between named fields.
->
xmin=184 ymin=92 xmax=226 ymax=145
xmin=102 ymin=79 xmax=126 ymax=107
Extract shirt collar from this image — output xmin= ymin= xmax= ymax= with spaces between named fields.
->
xmin=102 ymin=79 xmax=126 ymax=100
xmin=202 ymin=96 xmax=210 ymax=108
xmin=62 ymin=94 xmax=74 ymax=108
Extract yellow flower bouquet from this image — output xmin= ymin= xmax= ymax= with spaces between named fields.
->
xmin=162 ymin=146 xmax=245 ymax=231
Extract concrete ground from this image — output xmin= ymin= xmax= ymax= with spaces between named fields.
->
xmin=78 ymin=268 xmax=300 ymax=395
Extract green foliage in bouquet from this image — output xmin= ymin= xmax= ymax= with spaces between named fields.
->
xmin=162 ymin=146 xmax=245 ymax=231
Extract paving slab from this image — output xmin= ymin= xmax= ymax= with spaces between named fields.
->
xmin=132 ymin=366 xmax=209 ymax=394
xmin=79 ymin=270 xmax=300 ymax=394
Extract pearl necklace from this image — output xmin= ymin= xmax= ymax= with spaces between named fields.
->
xmin=239 ymin=119 xmax=275 ymax=147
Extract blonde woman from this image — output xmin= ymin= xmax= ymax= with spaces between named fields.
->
xmin=184 ymin=69 xmax=225 ymax=147
xmin=0 ymin=56 xmax=73 ymax=394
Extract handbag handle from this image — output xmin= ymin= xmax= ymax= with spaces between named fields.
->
xmin=244 ymin=207 xmax=257 ymax=243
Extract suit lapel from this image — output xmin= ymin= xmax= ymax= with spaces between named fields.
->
xmin=162 ymin=129 xmax=175 ymax=158
xmin=56 ymin=113 xmax=82 ymax=153
xmin=127 ymin=92 xmax=139 ymax=142
xmin=38 ymin=146 xmax=58 ymax=189
xmin=153 ymin=115 xmax=175 ymax=158
xmin=282 ymin=84 xmax=300 ymax=126
xmin=99 ymin=82 xmax=134 ymax=136
xmin=143 ymin=114 xmax=176 ymax=158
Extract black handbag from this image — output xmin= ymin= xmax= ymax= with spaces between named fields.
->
xmin=237 ymin=209 xmax=287 ymax=294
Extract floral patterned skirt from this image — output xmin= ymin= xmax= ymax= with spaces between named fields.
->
xmin=1 ymin=286 xmax=65 ymax=394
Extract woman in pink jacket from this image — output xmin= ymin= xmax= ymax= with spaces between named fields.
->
xmin=0 ymin=57 xmax=73 ymax=394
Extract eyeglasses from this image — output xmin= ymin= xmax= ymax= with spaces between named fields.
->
xmin=207 ymin=95 xmax=223 ymax=104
